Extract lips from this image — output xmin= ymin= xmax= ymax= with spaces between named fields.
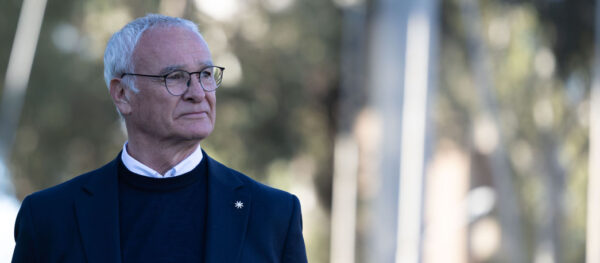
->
xmin=179 ymin=111 xmax=209 ymax=119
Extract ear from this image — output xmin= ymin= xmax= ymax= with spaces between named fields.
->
xmin=109 ymin=78 xmax=133 ymax=115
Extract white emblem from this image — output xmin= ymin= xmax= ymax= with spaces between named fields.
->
xmin=234 ymin=201 xmax=244 ymax=209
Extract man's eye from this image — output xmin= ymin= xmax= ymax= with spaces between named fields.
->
xmin=167 ymin=72 xmax=186 ymax=80
xmin=201 ymin=70 xmax=213 ymax=78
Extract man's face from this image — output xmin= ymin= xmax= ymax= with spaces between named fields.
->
xmin=123 ymin=26 xmax=216 ymax=143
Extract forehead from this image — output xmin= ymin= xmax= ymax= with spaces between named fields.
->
xmin=132 ymin=26 xmax=212 ymax=72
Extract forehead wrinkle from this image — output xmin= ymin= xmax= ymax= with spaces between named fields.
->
xmin=196 ymin=60 xmax=214 ymax=69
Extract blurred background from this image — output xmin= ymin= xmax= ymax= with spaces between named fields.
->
xmin=0 ymin=0 xmax=598 ymax=262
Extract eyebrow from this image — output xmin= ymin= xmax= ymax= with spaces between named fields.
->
xmin=158 ymin=65 xmax=184 ymax=75
xmin=158 ymin=61 xmax=214 ymax=75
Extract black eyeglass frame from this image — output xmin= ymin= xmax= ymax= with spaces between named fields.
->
xmin=120 ymin=66 xmax=225 ymax=96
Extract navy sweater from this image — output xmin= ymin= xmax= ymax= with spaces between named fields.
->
xmin=117 ymin=157 xmax=208 ymax=262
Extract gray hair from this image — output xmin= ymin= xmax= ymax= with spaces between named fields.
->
xmin=103 ymin=14 xmax=203 ymax=92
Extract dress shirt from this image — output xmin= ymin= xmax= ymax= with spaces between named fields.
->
xmin=120 ymin=142 xmax=203 ymax=178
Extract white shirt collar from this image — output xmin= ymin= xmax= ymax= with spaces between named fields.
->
xmin=120 ymin=141 xmax=203 ymax=178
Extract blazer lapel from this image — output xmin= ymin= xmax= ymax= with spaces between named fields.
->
xmin=204 ymin=155 xmax=251 ymax=263
xmin=74 ymin=158 xmax=122 ymax=263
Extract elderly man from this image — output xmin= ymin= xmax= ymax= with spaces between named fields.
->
xmin=12 ymin=14 xmax=307 ymax=263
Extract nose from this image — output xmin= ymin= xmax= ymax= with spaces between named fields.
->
xmin=182 ymin=74 xmax=206 ymax=102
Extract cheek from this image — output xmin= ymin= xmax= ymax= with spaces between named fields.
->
xmin=205 ymin=94 xmax=217 ymax=118
xmin=207 ymin=92 xmax=216 ymax=101
xmin=135 ymin=94 xmax=172 ymax=124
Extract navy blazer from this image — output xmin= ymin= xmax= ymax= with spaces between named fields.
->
xmin=12 ymin=153 xmax=307 ymax=263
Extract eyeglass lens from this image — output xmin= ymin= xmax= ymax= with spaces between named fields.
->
xmin=165 ymin=66 xmax=223 ymax=95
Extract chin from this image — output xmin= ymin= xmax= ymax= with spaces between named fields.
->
xmin=174 ymin=121 xmax=213 ymax=137
xmin=180 ymin=127 xmax=213 ymax=141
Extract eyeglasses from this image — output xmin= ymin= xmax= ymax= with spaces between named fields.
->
xmin=121 ymin=66 xmax=225 ymax=96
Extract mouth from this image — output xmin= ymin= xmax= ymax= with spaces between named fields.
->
xmin=179 ymin=111 xmax=209 ymax=119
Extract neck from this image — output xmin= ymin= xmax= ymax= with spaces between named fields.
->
xmin=126 ymin=136 xmax=200 ymax=175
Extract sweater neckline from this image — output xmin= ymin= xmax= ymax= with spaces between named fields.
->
xmin=117 ymin=157 xmax=206 ymax=192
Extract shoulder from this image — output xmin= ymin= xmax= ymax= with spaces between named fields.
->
xmin=22 ymin=158 xmax=117 ymax=208
xmin=207 ymin=155 xmax=300 ymax=211
xmin=237 ymin=168 xmax=301 ymax=208
xmin=207 ymin=158 xmax=307 ymax=261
